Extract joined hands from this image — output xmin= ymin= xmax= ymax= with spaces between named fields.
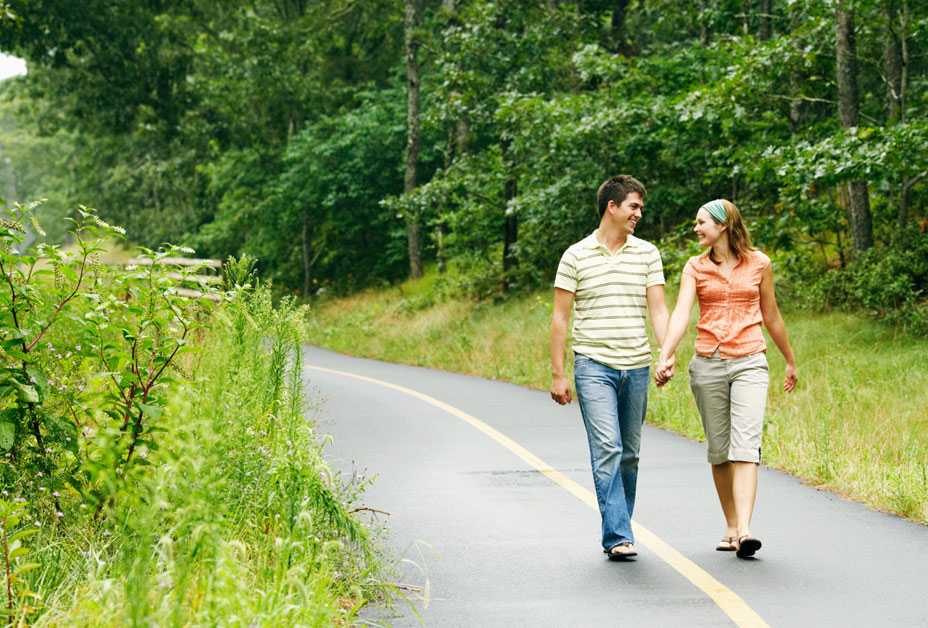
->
xmin=654 ymin=354 xmax=675 ymax=387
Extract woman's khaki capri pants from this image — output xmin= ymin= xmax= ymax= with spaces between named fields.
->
xmin=688 ymin=352 xmax=769 ymax=465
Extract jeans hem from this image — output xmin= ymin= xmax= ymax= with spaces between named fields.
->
xmin=603 ymin=537 xmax=635 ymax=551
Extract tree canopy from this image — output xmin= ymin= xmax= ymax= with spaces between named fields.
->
xmin=1 ymin=0 xmax=926 ymax=322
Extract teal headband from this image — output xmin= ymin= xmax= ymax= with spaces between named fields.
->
xmin=701 ymin=199 xmax=728 ymax=224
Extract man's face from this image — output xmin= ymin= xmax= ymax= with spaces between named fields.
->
xmin=609 ymin=192 xmax=644 ymax=235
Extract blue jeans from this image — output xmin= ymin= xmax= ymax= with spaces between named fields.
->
xmin=574 ymin=354 xmax=649 ymax=550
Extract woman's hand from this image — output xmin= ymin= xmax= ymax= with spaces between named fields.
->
xmin=655 ymin=355 xmax=676 ymax=387
xmin=783 ymin=363 xmax=798 ymax=392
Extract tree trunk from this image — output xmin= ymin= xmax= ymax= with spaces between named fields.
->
xmin=788 ymin=72 xmax=803 ymax=131
xmin=404 ymin=0 xmax=423 ymax=278
xmin=438 ymin=0 xmax=467 ymax=276
xmin=846 ymin=181 xmax=873 ymax=252
xmin=835 ymin=226 xmax=847 ymax=269
xmin=493 ymin=6 xmax=517 ymax=293
xmin=500 ymin=138 xmax=518 ymax=293
xmin=759 ymin=0 xmax=773 ymax=40
xmin=883 ymin=0 xmax=903 ymax=123
xmin=502 ymin=206 xmax=517 ymax=288
xmin=610 ymin=0 xmax=631 ymax=54
xmin=835 ymin=1 xmax=873 ymax=254
xmin=699 ymin=0 xmax=709 ymax=45
xmin=455 ymin=118 xmax=470 ymax=157
xmin=898 ymin=0 xmax=909 ymax=124
xmin=444 ymin=0 xmax=469 ymax=160
xmin=436 ymin=223 xmax=447 ymax=274
xmin=302 ymin=213 xmax=311 ymax=296
xmin=883 ymin=0 xmax=912 ymax=228
xmin=787 ymin=7 xmax=803 ymax=130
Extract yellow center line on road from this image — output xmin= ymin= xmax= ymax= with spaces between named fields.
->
xmin=308 ymin=364 xmax=770 ymax=628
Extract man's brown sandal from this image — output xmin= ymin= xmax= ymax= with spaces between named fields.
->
xmin=716 ymin=536 xmax=737 ymax=551
xmin=607 ymin=543 xmax=638 ymax=560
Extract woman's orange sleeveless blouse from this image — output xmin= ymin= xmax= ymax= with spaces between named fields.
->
xmin=682 ymin=250 xmax=771 ymax=358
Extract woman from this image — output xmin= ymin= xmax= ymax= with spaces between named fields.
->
xmin=655 ymin=199 xmax=797 ymax=558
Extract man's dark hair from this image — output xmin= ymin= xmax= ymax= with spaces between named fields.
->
xmin=597 ymin=175 xmax=646 ymax=218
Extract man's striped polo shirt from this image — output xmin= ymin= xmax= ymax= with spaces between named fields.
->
xmin=554 ymin=231 xmax=665 ymax=370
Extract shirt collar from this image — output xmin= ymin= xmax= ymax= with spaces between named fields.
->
xmin=580 ymin=232 xmax=601 ymax=250
xmin=583 ymin=230 xmax=637 ymax=254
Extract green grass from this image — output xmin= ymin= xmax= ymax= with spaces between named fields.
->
xmin=13 ymin=287 xmax=386 ymax=626
xmin=305 ymin=273 xmax=928 ymax=525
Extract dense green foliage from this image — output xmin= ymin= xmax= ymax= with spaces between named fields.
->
xmin=0 ymin=208 xmax=381 ymax=624
xmin=1 ymin=0 xmax=926 ymax=325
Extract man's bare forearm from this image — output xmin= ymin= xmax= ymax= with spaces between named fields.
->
xmin=550 ymin=317 xmax=568 ymax=376
xmin=651 ymin=307 xmax=669 ymax=348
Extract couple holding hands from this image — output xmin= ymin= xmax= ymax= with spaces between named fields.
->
xmin=550 ymin=175 xmax=797 ymax=561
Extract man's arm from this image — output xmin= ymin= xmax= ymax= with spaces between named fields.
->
xmin=550 ymin=287 xmax=574 ymax=405
xmin=646 ymin=283 xmax=673 ymax=385
xmin=656 ymin=272 xmax=697 ymax=385
xmin=646 ymin=284 xmax=670 ymax=347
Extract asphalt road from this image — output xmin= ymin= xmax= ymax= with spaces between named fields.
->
xmin=304 ymin=346 xmax=928 ymax=627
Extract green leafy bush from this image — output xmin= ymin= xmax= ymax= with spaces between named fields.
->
xmin=783 ymin=228 xmax=928 ymax=335
xmin=1 ymin=204 xmax=383 ymax=624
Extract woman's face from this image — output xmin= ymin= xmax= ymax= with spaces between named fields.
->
xmin=694 ymin=208 xmax=725 ymax=247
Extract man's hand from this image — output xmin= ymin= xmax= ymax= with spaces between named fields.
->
xmin=550 ymin=374 xmax=572 ymax=405
xmin=550 ymin=288 xmax=574 ymax=405
xmin=654 ymin=354 xmax=676 ymax=387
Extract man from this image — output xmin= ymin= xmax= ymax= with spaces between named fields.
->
xmin=550 ymin=174 xmax=670 ymax=560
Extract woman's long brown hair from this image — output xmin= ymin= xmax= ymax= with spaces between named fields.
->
xmin=714 ymin=199 xmax=754 ymax=260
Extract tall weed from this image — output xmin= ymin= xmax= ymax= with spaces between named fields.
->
xmin=30 ymin=285 xmax=381 ymax=626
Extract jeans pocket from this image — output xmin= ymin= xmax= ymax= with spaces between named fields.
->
xmin=574 ymin=354 xmax=593 ymax=370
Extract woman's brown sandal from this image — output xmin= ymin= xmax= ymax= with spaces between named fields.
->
xmin=735 ymin=535 xmax=762 ymax=558
xmin=716 ymin=536 xmax=737 ymax=551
